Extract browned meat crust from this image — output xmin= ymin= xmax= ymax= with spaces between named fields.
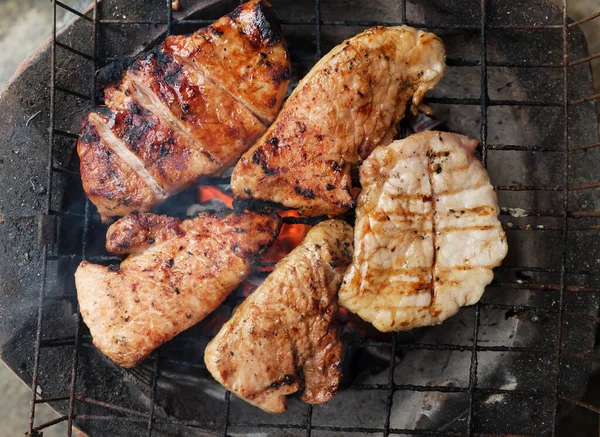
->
xmin=164 ymin=0 xmax=290 ymax=124
xmin=75 ymin=210 xmax=281 ymax=368
xmin=231 ymin=25 xmax=445 ymax=216
xmin=205 ymin=220 xmax=353 ymax=413
xmin=77 ymin=0 xmax=290 ymax=221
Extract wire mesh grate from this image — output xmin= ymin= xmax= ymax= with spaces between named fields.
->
xmin=21 ymin=0 xmax=600 ymax=436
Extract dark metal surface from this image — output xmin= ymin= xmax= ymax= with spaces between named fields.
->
xmin=0 ymin=0 xmax=598 ymax=436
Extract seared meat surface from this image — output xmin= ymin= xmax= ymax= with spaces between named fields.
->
xmin=164 ymin=0 xmax=290 ymax=124
xmin=77 ymin=0 xmax=290 ymax=221
xmin=338 ymin=132 xmax=508 ymax=331
xmin=231 ymin=26 xmax=445 ymax=216
xmin=205 ymin=220 xmax=353 ymax=413
xmin=75 ymin=211 xmax=281 ymax=367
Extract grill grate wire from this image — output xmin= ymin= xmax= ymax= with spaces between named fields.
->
xmin=24 ymin=0 xmax=600 ymax=435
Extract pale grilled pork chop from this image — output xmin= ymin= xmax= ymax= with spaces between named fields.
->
xmin=339 ymin=132 xmax=508 ymax=331
xmin=75 ymin=211 xmax=281 ymax=368
xmin=78 ymin=0 xmax=290 ymax=221
xmin=205 ymin=220 xmax=353 ymax=413
xmin=231 ymin=26 xmax=445 ymax=216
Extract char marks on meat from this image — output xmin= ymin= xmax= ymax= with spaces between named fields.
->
xmin=205 ymin=220 xmax=353 ymax=413
xmin=338 ymin=131 xmax=508 ymax=331
xmin=231 ymin=25 xmax=445 ymax=216
xmin=77 ymin=0 xmax=290 ymax=221
xmin=75 ymin=211 xmax=281 ymax=367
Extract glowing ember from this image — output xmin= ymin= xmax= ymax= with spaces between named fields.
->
xmin=337 ymin=307 xmax=350 ymax=320
xmin=197 ymin=186 xmax=369 ymax=335
xmin=198 ymin=186 xmax=234 ymax=209
xmin=262 ymin=210 xmax=310 ymax=264
xmin=197 ymin=185 xmax=310 ymax=270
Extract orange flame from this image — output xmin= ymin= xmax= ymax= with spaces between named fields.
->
xmin=262 ymin=210 xmax=310 ymax=264
xmin=197 ymin=185 xmax=310 ymax=268
xmin=198 ymin=186 xmax=234 ymax=209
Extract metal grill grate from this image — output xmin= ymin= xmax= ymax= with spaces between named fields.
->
xmin=20 ymin=0 xmax=600 ymax=436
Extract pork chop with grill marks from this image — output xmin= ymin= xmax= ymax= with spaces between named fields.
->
xmin=205 ymin=220 xmax=353 ymax=413
xmin=164 ymin=0 xmax=290 ymax=124
xmin=75 ymin=210 xmax=281 ymax=368
xmin=77 ymin=0 xmax=290 ymax=221
xmin=338 ymin=131 xmax=508 ymax=331
xmin=231 ymin=25 xmax=445 ymax=216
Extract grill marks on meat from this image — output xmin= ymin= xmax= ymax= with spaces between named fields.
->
xmin=231 ymin=26 xmax=445 ymax=216
xmin=78 ymin=116 xmax=158 ymax=218
xmin=205 ymin=220 xmax=353 ymax=413
xmin=164 ymin=0 xmax=289 ymax=124
xmin=338 ymin=132 xmax=508 ymax=331
xmin=87 ymin=112 xmax=166 ymax=200
xmin=77 ymin=0 xmax=289 ymax=221
xmin=120 ymin=52 xmax=264 ymax=180
xmin=75 ymin=211 xmax=281 ymax=368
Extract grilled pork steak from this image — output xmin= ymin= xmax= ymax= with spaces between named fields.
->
xmin=77 ymin=0 xmax=290 ymax=221
xmin=338 ymin=132 xmax=508 ymax=331
xmin=75 ymin=211 xmax=281 ymax=368
xmin=163 ymin=0 xmax=290 ymax=125
xmin=231 ymin=25 xmax=445 ymax=216
xmin=205 ymin=220 xmax=353 ymax=413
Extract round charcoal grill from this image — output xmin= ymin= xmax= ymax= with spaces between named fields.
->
xmin=0 ymin=0 xmax=599 ymax=436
